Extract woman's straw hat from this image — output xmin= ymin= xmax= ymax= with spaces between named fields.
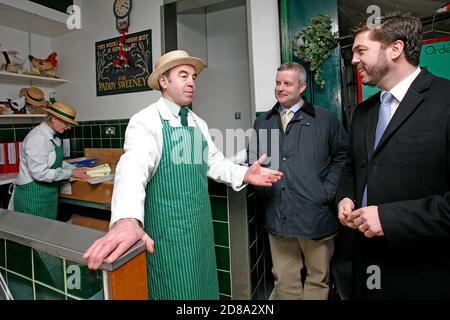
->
xmin=147 ymin=50 xmax=206 ymax=91
xmin=45 ymin=101 xmax=79 ymax=126
xmin=19 ymin=86 xmax=47 ymax=107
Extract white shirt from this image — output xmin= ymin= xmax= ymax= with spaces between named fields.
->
xmin=15 ymin=122 xmax=74 ymax=185
xmin=111 ymin=97 xmax=249 ymax=226
xmin=381 ymin=67 xmax=421 ymax=120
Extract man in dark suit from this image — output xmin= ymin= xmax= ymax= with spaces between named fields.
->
xmin=333 ymin=12 xmax=450 ymax=299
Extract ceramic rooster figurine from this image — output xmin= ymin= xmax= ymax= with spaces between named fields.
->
xmin=29 ymin=52 xmax=58 ymax=77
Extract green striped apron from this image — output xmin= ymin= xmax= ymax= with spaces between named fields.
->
xmin=14 ymin=139 xmax=63 ymax=220
xmin=144 ymin=118 xmax=218 ymax=300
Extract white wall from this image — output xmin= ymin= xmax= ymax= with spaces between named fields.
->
xmin=52 ymin=0 xmax=164 ymax=121
xmin=178 ymin=1 xmax=252 ymax=142
xmin=246 ymin=0 xmax=280 ymax=114
xmin=0 ymin=24 xmax=53 ymax=99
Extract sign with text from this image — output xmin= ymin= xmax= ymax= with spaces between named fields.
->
xmin=95 ymin=29 xmax=152 ymax=96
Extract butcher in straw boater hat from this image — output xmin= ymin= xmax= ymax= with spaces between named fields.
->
xmin=83 ymin=49 xmax=284 ymax=300
xmin=9 ymin=101 xmax=89 ymax=219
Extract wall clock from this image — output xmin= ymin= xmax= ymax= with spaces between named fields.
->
xmin=113 ymin=0 xmax=132 ymax=31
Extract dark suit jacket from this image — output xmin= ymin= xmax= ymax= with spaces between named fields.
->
xmin=333 ymin=69 xmax=450 ymax=299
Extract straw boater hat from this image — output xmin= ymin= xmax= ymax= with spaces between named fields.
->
xmin=147 ymin=50 xmax=206 ymax=91
xmin=19 ymin=86 xmax=47 ymax=107
xmin=45 ymin=101 xmax=79 ymax=126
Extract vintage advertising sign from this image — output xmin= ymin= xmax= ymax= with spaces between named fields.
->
xmin=95 ymin=29 xmax=152 ymax=96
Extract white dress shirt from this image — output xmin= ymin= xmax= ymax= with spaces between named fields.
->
xmin=381 ymin=67 xmax=421 ymax=120
xmin=111 ymin=97 xmax=249 ymax=226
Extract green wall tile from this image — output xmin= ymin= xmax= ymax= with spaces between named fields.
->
xmin=6 ymin=241 xmax=32 ymax=278
xmin=208 ymin=179 xmax=227 ymax=196
xmin=120 ymin=124 xmax=128 ymax=138
xmin=217 ymin=270 xmax=231 ymax=296
xmin=15 ymin=129 xmax=31 ymax=141
xmin=215 ymin=246 xmax=230 ymax=271
xmin=65 ymin=261 xmax=104 ymax=300
xmin=14 ymin=124 xmax=33 ymax=129
xmin=91 ymin=125 xmax=101 ymax=138
xmin=35 ymin=283 xmax=65 ymax=300
xmin=74 ymin=126 xmax=83 ymax=139
xmin=83 ymin=139 xmax=93 ymax=148
xmin=111 ymin=139 xmax=121 ymax=148
xmin=219 ymin=294 xmax=231 ymax=300
xmin=82 ymin=126 xmax=92 ymax=139
xmin=7 ymin=272 xmax=33 ymax=300
xmin=213 ymin=222 xmax=229 ymax=247
xmin=101 ymin=139 xmax=111 ymax=148
xmin=0 ymin=239 xmax=4 ymax=268
xmin=33 ymin=250 xmax=65 ymax=291
xmin=210 ymin=197 xmax=228 ymax=222
xmin=92 ymin=139 xmax=101 ymax=148
xmin=0 ymin=129 xmax=15 ymax=142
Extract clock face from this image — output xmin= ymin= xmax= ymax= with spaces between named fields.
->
xmin=114 ymin=0 xmax=132 ymax=18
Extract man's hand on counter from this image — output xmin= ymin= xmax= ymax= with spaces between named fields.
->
xmin=83 ymin=218 xmax=155 ymax=270
xmin=71 ymin=167 xmax=91 ymax=180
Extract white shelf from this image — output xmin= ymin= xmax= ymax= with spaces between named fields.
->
xmin=0 ymin=1 xmax=71 ymax=37
xmin=0 ymin=71 xmax=67 ymax=86
xmin=0 ymin=114 xmax=46 ymax=125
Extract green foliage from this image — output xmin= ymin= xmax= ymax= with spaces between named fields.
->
xmin=293 ymin=14 xmax=338 ymax=89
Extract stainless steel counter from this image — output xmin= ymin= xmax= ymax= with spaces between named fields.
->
xmin=0 ymin=208 xmax=145 ymax=272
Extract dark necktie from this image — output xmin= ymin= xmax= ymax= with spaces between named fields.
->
xmin=179 ymin=107 xmax=188 ymax=127
xmin=362 ymin=92 xmax=394 ymax=207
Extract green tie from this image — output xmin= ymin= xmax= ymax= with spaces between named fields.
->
xmin=179 ymin=107 xmax=189 ymax=127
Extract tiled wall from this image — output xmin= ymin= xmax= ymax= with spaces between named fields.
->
xmin=0 ymin=119 xmax=129 ymax=158
xmin=63 ymin=119 xmax=129 ymax=158
xmin=210 ymin=181 xmax=274 ymax=300
xmin=209 ymin=180 xmax=232 ymax=300
xmin=247 ymin=191 xmax=274 ymax=299
xmin=0 ymin=238 xmax=104 ymax=300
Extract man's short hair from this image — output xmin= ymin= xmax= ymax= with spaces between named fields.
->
xmin=277 ymin=62 xmax=307 ymax=83
xmin=352 ymin=12 xmax=423 ymax=66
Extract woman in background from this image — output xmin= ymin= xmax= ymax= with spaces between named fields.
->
xmin=11 ymin=101 xmax=89 ymax=219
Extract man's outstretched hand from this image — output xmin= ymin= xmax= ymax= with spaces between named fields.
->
xmin=244 ymin=154 xmax=283 ymax=187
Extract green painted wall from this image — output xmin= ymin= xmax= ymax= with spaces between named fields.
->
xmin=280 ymin=0 xmax=342 ymax=121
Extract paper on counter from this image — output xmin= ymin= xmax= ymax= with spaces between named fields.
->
xmin=87 ymin=164 xmax=111 ymax=178
xmin=87 ymin=174 xmax=114 ymax=184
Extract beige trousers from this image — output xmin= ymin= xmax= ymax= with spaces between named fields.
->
xmin=268 ymin=232 xmax=334 ymax=300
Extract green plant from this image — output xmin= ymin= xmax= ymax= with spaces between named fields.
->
xmin=293 ymin=14 xmax=338 ymax=89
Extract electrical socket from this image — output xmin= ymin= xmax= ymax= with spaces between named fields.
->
xmin=105 ymin=126 xmax=116 ymax=136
